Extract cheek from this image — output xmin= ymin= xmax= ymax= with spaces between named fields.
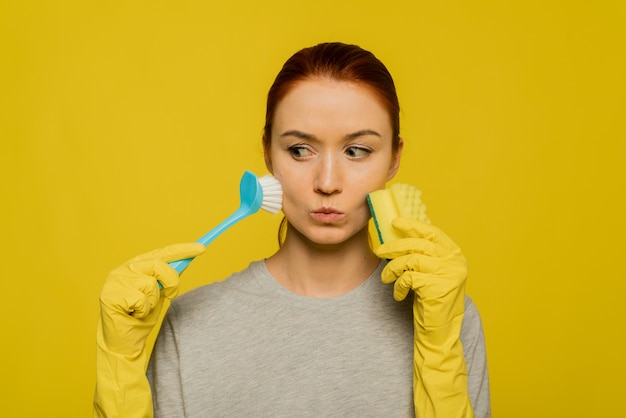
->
xmin=274 ymin=173 xmax=304 ymax=214
xmin=354 ymin=170 xmax=389 ymax=197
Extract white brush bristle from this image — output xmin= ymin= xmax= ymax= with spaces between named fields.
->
xmin=259 ymin=174 xmax=283 ymax=214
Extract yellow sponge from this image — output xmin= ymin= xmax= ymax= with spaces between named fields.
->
xmin=367 ymin=183 xmax=431 ymax=246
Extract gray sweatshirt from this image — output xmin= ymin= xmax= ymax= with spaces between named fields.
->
xmin=147 ymin=260 xmax=491 ymax=417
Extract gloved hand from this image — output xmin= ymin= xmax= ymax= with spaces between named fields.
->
xmin=94 ymin=242 xmax=206 ymax=418
xmin=374 ymin=218 xmax=474 ymax=418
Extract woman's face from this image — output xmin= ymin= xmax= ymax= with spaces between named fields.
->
xmin=267 ymin=78 xmax=402 ymax=247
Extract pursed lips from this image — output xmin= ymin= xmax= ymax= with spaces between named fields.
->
xmin=310 ymin=206 xmax=345 ymax=223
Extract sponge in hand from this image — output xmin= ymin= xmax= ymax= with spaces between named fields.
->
xmin=367 ymin=183 xmax=431 ymax=246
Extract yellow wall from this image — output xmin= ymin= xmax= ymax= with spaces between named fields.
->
xmin=2 ymin=1 xmax=624 ymax=416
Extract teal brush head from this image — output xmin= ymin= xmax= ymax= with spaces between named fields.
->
xmin=239 ymin=170 xmax=282 ymax=215
xmin=164 ymin=171 xmax=282 ymax=279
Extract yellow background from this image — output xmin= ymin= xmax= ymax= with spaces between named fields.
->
xmin=1 ymin=1 xmax=625 ymax=416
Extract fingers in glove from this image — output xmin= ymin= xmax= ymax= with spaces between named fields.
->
xmin=381 ymin=253 xmax=445 ymax=281
xmin=381 ymin=255 xmax=430 ymax=293
xmin=128 ymin=242 xmax=207 ymax=264
xmin=127 ymin=242 xmax=206 ymax=298
xmin=391 ymin=218 xmax=458 ymax=249
xmin=382 ymin=254 xmax=467 ymax=300
xmin=127 ymin=257 xmax=182 ymax=303
xmin=392 ymin=270 xmax=448 ymax=302
xmin=100 ymin=271 xmax=160 ymax=318
xmin=375 ymin=237 xmax=443 ymax=259
xmin=100 ymin=243 xmax=206 ymax=317
xmin=128 ymin=255 xmax=180 ymax=287
xmin=392 ymin=271 xmax=414 ymax=301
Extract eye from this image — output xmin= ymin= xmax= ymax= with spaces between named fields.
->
xmin=345 ymin=146 xmax=371 ymax=158
xmin=288 ymin=145 xmax=313 ymax=159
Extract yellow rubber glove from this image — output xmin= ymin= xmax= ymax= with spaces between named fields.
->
xmin=94 ymin=243 xmax=206 ymax=418
xmin=375 ymin=218 xmax=474 ymax=418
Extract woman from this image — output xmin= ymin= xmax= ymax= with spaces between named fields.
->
xmin=95 ymin=42 xmax=491 ymax=417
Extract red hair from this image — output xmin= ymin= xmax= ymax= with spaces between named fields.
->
xmin=262 ymin=42 xmax=401 ymax=154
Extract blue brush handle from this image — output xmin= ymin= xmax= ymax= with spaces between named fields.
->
xmin=168 ymin=205 xmax=251 ymax=273
xmin=158 ymin=206 xmax=255 ymax=289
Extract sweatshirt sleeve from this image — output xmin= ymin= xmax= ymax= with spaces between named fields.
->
xmin=146 ymin=306 xmax=186 ymax=418
xmin=461 ymin=296 xmax=492 ymax=418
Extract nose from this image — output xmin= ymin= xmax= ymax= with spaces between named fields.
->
xmin=314 ymin=153 xmax=343 ymax=195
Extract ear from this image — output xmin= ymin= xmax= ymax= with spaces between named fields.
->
xmin=386 ymin=137 xmax=403 ymax=180
xmin=263 ymin=141 xmax=273 ymax=174
xmin=264 ymin=154 xmax=273 ymax=174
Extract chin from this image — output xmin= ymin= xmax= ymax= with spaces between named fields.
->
xmin=300 ymin=224 xmax=370 ymax=248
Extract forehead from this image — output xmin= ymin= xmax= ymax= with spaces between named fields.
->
xmin=272 ymin=78 xmax=392 ymax=135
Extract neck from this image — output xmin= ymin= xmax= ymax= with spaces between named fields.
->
xmin=265 ymin=225 xmax=381 ymax=298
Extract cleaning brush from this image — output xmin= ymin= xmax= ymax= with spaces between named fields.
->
xmin=164 ymin=170 xmax=282 ymax=279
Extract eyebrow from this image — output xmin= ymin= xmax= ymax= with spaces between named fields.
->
xmin=345 ymin=129 xmax=381 ymax=140
xmin=280 ymin=129 xmax=382 ymax=140
xmin=280 ymin=130 xmax=317 ymax=140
